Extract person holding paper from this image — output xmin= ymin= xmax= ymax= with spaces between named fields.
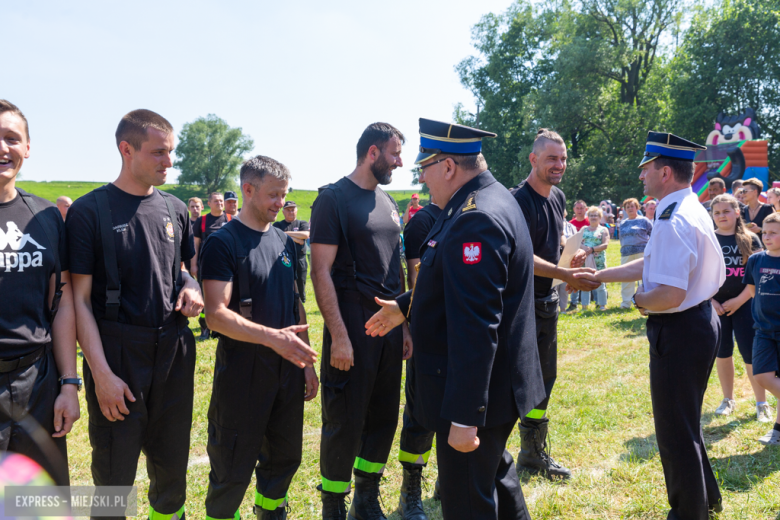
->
xmin=509 ymin=129 xmax=599 ymax=480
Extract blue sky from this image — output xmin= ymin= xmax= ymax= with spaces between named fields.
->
xmin=7 ymin=0 xmax=516 ymax=191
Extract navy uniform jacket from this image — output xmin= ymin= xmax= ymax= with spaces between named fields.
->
xmin=397 ymin=170 xmax=545 ymax=432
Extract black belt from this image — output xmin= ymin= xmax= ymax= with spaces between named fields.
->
xmin=0 ymin=343 xmax=48 ymax=374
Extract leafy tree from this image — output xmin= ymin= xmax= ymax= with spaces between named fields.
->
xmin=174 ymin=114 xmax=254 ymax=195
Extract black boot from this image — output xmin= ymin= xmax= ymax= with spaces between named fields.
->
xmin=432 ymin=478 xmax=440 ymax=501
xmin=398 ymin=465 xmax=427 ymax=520
xmin=255 ymin=504 xmax=288 ymax=519
xmin=319 ymin=485 xmax=348 ymax=520
xmin=348 ymin=472 xmax=386 ymax=520
xmin=516 ymin=418 xmax=571 ymax=480
xmin=198 ymin=317 xmax=210 ymax=340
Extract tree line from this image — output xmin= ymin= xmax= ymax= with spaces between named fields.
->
xmin=450 ymin=0 xmax=780 ymax=206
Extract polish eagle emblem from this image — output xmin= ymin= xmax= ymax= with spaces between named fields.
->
xmin=463 ymin=242 xmax=482 ymax=264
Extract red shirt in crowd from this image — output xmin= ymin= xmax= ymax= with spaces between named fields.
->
xmin=408 ymin=205 xmax=422 ymax=219
xmin=570 ymin=218 xmax=589 ymax=231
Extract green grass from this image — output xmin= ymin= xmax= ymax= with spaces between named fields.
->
xmin=15 ymin=180 xmax=424 ymax=223
xmin=57 ymin=231 xmax=780 ymax=518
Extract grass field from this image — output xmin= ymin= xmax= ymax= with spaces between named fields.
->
xmin=15 ymin=180 xmax=424 ymax=223
xmin=56 ymin=243 xmax=780 ymax=520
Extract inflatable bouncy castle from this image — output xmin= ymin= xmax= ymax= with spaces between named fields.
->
xmin=693 ymin=108 xmax=770 ymax=201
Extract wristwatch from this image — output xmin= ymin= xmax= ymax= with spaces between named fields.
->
xmin=60 ymin=377 xmax=83 ymax=391
xmin=631 ymin=293 xmax=644 ymax=310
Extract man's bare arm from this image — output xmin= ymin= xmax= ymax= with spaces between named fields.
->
xmin=310 ymin=243 xmax=353 ymax=371
xmin=635 ymin=284 xmax=686 ymax=312
xmin=203 ymin=279 xmax=316 ymax=368
xmin=587 ymin=258 xmax=644 ymax=283
xmin=285 ymin=230 xmax=310 ymax=240
xmin=533 ymin=255 xmax=599 ymax=291
xmin=49 ymin=271 xmax=80 ymax=436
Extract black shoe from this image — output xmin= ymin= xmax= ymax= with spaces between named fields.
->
xmin=199 ymin=327 xmax=210 ymax=340
xmin=399 ymin=465 xmax=427 ymax=520
xmin=348 ymin=472 xmax=386 ymax=520
xmin=432 ymin=478 xmax=440 ymax=501
xmin=319 ymin=485 xmax=348 ymax=520
xmin=516 ymin=418 xmax=572 ymax=480
xmin=565 ymin=304 xmax=577 ymax=313
xmin=255 ymin=504 xmax=288 ymax=519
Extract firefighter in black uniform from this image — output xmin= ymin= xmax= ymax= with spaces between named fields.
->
xmin=68 ymin=109 xmax=202 ymax=520
xmin=397 ymin=196 xmax=442 ymax=519
xmin=273 ymin=201 xmax=310 ymax=302
xmin=310 ymin=123 xmax=411 ymax=520
xmin=366 ymin=119 xmax=546 ymax=520
xmin=578 ymin=132 xmax=724 ymax=519
xmin=201 ymin=156 xmax=319 ymax=520
xmin=510 ymin=129 xmax=599 ymax=480
xmin=0 ymin=100 xmax=79 ymax=486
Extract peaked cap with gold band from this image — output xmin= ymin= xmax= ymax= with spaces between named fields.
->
xmin=638 ymin=131 xmax=707 ymax=167
xmin=415 ymin=118 xmax=497 ymax=165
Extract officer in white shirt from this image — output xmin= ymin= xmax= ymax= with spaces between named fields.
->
xmin=576 ymin=132 xmax=726 ymax=520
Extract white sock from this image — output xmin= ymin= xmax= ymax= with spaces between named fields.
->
xmin=757 ymin=401 xmax=768 ymax=407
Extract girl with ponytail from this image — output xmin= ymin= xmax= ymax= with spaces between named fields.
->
xmin=710 ymin=194 xmax=772 ymax=421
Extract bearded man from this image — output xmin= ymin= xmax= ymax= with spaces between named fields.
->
xmin=310 ymin=123 xmax=412 ymax=519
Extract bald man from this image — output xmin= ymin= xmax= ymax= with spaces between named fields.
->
xmin=56 ymin=196 xmax=72 ymax=221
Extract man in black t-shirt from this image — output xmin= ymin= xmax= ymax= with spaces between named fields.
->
xmin=192 ymin=191 xmax=231 ymax=279
xmin=68 ymin=109 xmax=202 ymax=520
xmin=201 ymin=156 xmax=318 ymax=520
xmin=273 ymin=200 xmax=310 ymax=302
xmin=0 ymin=100 xmax=79 ymax=486
xmin=397 ymin=197 xmax=442 ymax=518
xmin=193 ymin=191 xmax=231 ymax=338
xmin=510 ymin=129 xmax=598 ymax=481
xmin=310 ymin=122 xmax=410 ymax=518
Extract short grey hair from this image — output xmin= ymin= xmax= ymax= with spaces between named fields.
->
xmin=240 ymin=155 xmax=291 ymax=186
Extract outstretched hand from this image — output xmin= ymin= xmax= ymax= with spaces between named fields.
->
xmin=571 ymin=250 xmax=587 ymax=268
xmin=365 ymin=297 xmax=406 ymax=337
xmin=567 ymin=268 xmax=600 ymax=292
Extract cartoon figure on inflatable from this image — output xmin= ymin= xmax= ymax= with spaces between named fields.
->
xmin=693 ymin=107 xmax=770 ymax=201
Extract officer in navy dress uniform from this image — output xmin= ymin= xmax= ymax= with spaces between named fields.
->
xmin=365 ymin=118 xmax=545 ymax=520
xmin=579 ymin=132 xmax=725 ymax=520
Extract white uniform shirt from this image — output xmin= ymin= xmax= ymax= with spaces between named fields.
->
xmin=642 ymin=187 xmax=725 ymax=313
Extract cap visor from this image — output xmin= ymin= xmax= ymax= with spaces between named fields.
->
xmin=415 ymin=151 xmax=438 ymax=165
xmin=638 ymin=156 xmax=657 ymax=168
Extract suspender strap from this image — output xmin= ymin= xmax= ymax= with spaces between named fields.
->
xmin=224 ymin=224 xmax=253 ymax=319
xmin=17 ymin=189 xmax=64 ymax=322
xmin=94 ymin=188 xmax=122 ymax=322
xmin=160 ymin=190 xmax=183 ymax=293
xmin=201 ymin=215 xmax=207 ymax=234
xmin=327 ymin=182 xmax=358 ymax=281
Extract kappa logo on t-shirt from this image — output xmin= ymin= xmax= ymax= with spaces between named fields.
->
xmin=280 ymin=251 xmax=292 ymax=267
xmin=0 ymin=221 xmax=46 ymax=272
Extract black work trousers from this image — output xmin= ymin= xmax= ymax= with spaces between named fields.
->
xmin=297 ymin=260 xmax=308 ymax=303
xmin=436 ymin=421 xmax=530 ymax=520
xmin=519 ymin=302 xmax=558 ymax=431
xmin=0 ymin=347 xmax=69 ymax=485
xmin=84 ymin=315 xmax=196 ymax=520
xmin=647 ymin=301 xmax=722 ymax=520
xmin=319 ymin=292 xmax=403 ymax=492
xmin=205 ymin=337 xmax=305 ymax=518
xmin=399 ymin=356 xmax=435 ymax=466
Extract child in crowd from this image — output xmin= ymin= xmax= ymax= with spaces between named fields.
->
xmin=710 ymin=195 xmax=770 ymax=421
xmin=580 ymin=206 xmax=610 ymax=311
xmin=743 ymin=211 xmax=780 ymax=444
